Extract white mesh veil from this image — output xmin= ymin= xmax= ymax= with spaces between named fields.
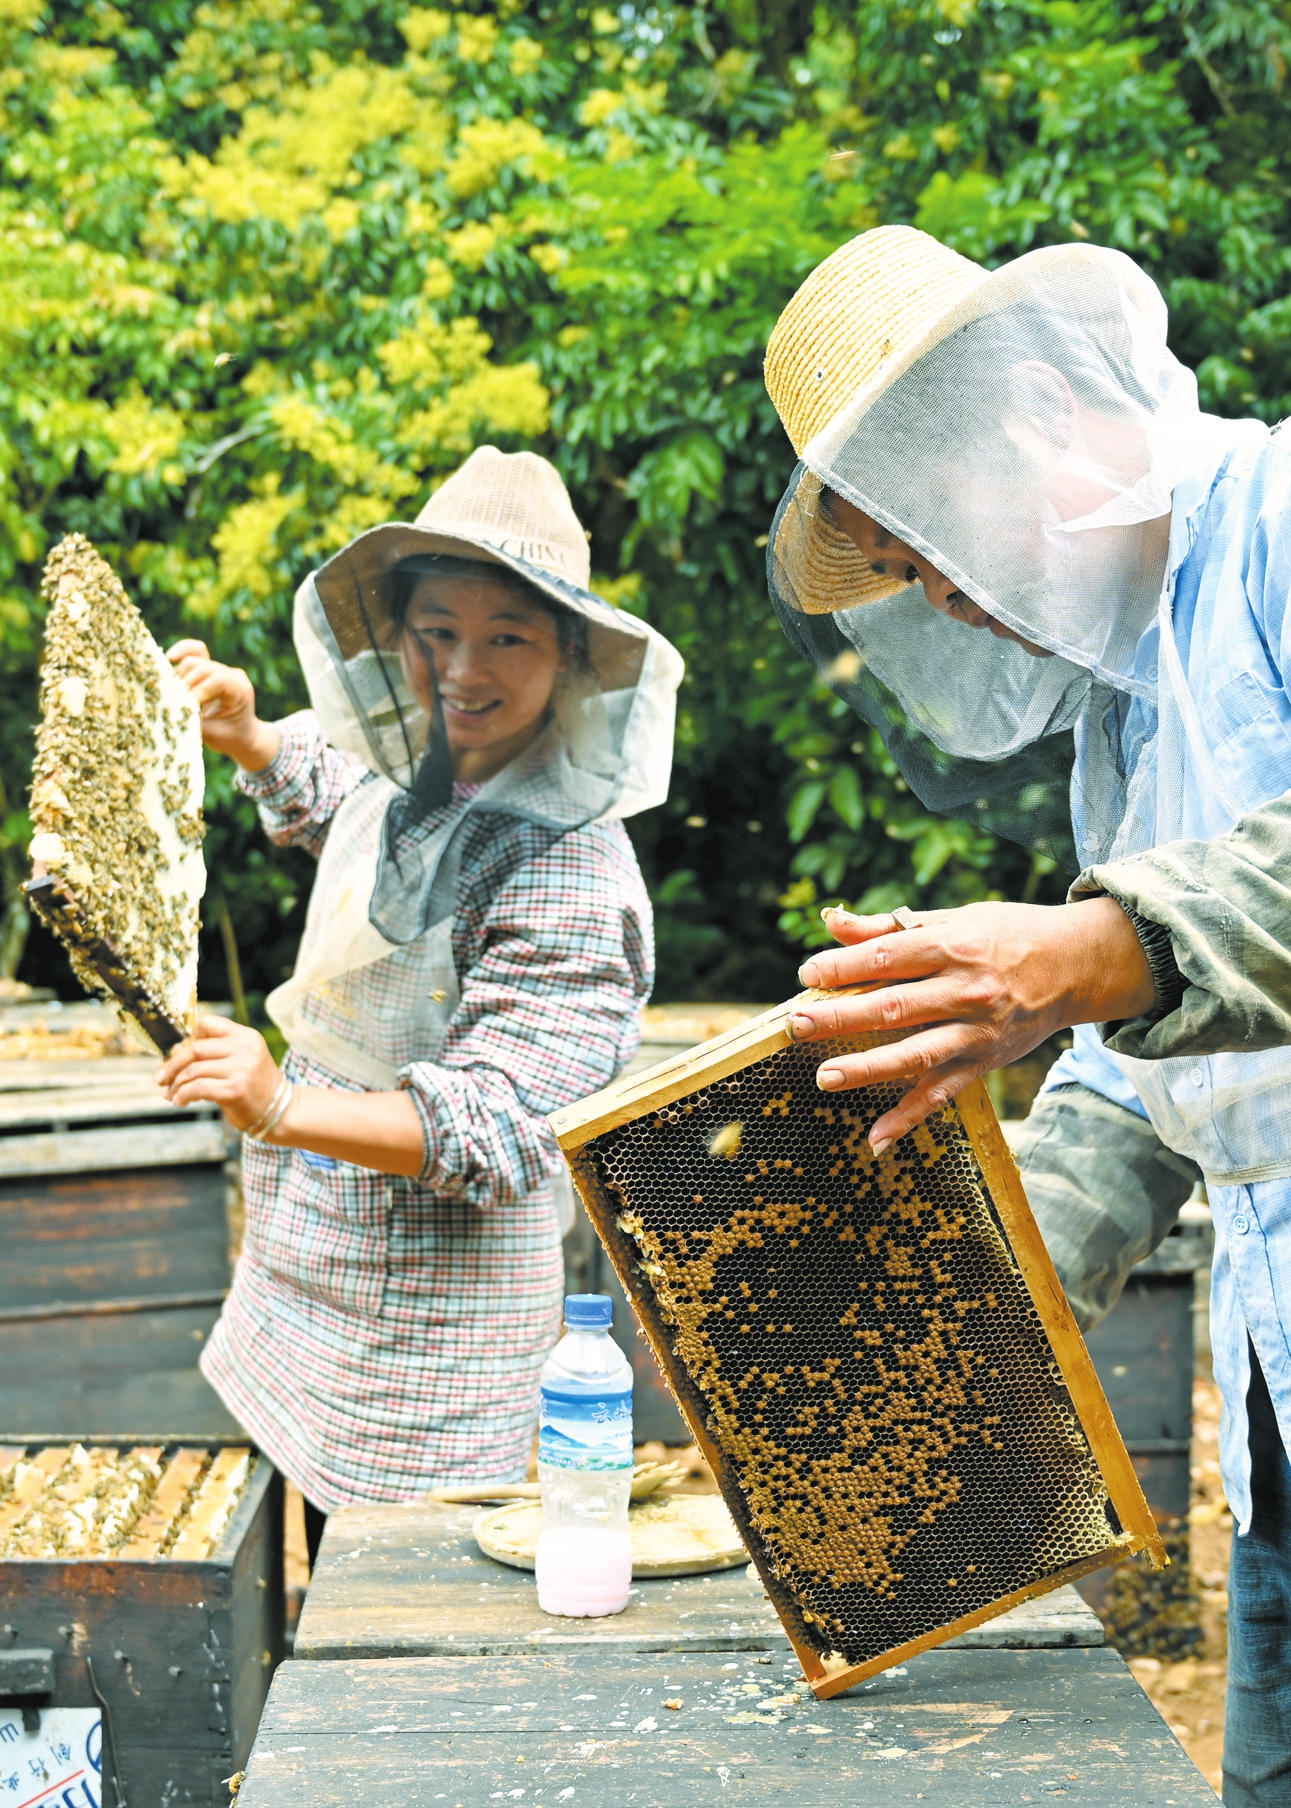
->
xmin=295 ymin=448 xmax=684 ymax=945
xmin=767 ymin=242 xmax=1247 ymax=864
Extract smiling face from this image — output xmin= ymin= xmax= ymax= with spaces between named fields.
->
xmin=821 ymin=489 xmax=1053 ymax=659
xmin=399 ymin=574 xmax=567 ymax=784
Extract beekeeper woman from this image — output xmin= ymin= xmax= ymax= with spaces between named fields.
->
xmin=760 ymin=227 xmax=1291 ymax=1805
xmin=157 ymin=448 xmax=682 ymax=1546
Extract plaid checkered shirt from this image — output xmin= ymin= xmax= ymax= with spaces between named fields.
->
xmin=201 ymin=712 xmax=652 ymax=1509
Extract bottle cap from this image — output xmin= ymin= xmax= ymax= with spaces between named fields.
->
xmin=564 ymin=1293 xmax=613 ymax=1329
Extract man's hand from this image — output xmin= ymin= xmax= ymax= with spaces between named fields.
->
xmin=158 ymin=1015 xmax=284 ymax=1133
xmin=168 ymin=640 xmax=281 ymax=771
xmin=790 ymin=896 xmax=1155 ymax=1150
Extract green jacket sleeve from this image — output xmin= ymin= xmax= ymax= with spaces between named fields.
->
xmin=1070 ymin=791 xmax=1291 ymax=1059
xmin=1012 ymin=1084 xmax=1199 ymax=1330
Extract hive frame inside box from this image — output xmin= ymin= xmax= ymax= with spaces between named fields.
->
xmin=551 ymin=987 xmax=1164 ymax=1700
xmin=0 ymin=1447 xmax=283 ymax=1808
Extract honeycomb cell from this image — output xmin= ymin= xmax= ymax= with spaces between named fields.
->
xmin=581 ymin=1036 xmax=1119 ymax=1670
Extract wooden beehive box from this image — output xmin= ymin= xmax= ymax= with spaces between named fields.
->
xmin=551 ymin=990 xmax=1165 ymax=1698
xmin=0 ymin=1441 xmax=283 ymax=1807
xmin=0 ymin=1005 xmax=239 ymax=1438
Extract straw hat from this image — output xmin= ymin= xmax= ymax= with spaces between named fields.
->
xmin=315 ymin=447 xmax=592 ymax=641
xmin=313 ymin=447 xmax=643 ymax=689
xmin=415 ymin=445 xmax=592 ymax=588
xmin=765 ymin=227 xmax=1137 ymax=616
xmin=764 ymin=226 xmax=993 ymax=616
xmin=765 ymin=226 xmax=992 ymax=460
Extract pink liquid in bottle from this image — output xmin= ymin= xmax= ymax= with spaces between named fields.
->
xmin=535 ymin=1524 xmax=632 ymax=1617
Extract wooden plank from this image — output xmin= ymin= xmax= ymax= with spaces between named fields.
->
xmin=224 ymin=1457 xmax=287 ymax=1774
xmin=295 ymin=1506 xmax=1102 ymax=1663
xmin=944 ymin=1584 xmax=1103 ymax=1649
xmin=0 ymin=1057 xmax=161 ymax=1094
xmin=957 ymin=1083 xmax=1163 ymax=1563
xmin=0 ymin=1160 xmax=229 ymax=1308
xmin=0 ymin=1319 xmax=244 ymax=1443
xmin=0 ymin=1080 xmax=217 ymax=1126
xmin=170 ymin=1446 xmax=251 ymax=1559
xmin=0 ymin=1289 xmax=227 ymax=1324
xmin=0 ymin=1118 xmax=227 ymax=1177
xmin=295 ymin=1502 xmax=789 ymax=1660
xmin=0 ymin=1297 xmax=222 ymax=1382
xmin=550 ymin=986 xmax=876 ymax=1150
xmin=237 ymin=1647 xmax=1219 ymax=1807
xmin=118 ymin=1447 xmax=209 ymax=1557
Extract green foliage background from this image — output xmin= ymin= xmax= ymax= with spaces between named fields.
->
xmin=2 ymin=0 xmax=1289 ymax=1005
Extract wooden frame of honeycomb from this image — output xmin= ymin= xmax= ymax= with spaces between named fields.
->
xmin=551 ymin=988 xmax=1164 ymax=1700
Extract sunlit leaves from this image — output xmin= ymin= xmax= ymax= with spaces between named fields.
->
xmin=914 ymin=168 xmax=1050 ymax=261
xmin=3 ymin=0 xmax=1290 ymax=1000
xmin=444 ymin=116 xmax=543 ymax=197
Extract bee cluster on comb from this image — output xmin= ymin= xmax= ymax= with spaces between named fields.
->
xmin=552 ymin=1004 xmax=1163 ymax=1696
xmin=0 ymin=1444 xmax=252 ymax=1562
xmin=26 ymin=534 xmax=205 ymax=1050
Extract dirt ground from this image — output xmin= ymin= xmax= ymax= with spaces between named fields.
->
xmin=1125 ymin=1375 xmax=1230 ymax=1795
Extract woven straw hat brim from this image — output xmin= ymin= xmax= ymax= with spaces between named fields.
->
xmin=313 ymin=522 xmax=647 ymax=693
xmin=772 ymin=240 xmax=1131 ymax=617
xmin=776 ymin=469 xmax=911 ymax=617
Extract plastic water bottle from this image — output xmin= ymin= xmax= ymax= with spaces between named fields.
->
xmin=536 ymin=1293 xmax=634 ymax=1617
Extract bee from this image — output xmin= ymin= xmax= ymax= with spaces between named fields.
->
xmin=708 ymin=1121 xmax=744 ymax=1160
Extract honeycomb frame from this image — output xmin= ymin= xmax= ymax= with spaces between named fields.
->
xmin=550 ymin=988 xmax=1164 ymax=1699
xmin=26 ymin=534 xmax=205 ymax=1052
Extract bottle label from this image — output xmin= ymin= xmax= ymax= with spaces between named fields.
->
xmin=538 ymin=1386 xmax=634 ymax=1471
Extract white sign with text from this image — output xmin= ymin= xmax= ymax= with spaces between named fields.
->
xmin=0 ymin=1709 xmax=102 ymax=1808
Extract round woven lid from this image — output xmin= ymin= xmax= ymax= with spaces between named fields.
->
xmin=764 ymin=225 xmax=990 ymax=616
xmin=472 ymin=1493 xmax=747 ymax=1578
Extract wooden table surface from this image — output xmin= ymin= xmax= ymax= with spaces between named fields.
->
xmin=238 ymin=1644 xmax=1217 ymax=1806
xmin=294 ymin=1502 xmax=1106 ymax=1662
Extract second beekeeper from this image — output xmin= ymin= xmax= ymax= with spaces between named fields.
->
xmin=158 ymin=447 xmax=682 ymax=1536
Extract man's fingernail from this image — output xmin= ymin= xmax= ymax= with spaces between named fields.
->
xmin=787 ymin=1013 xmax=813 ymax=1040
xmin=817 ymin=1067 xmax=845 ymax=1091
xmin=871 ymin=1136 xmax=893 ymax=1156
xmin=798 ymin=962 xmax=820 ymax=986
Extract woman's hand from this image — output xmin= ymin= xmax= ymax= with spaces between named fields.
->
xmin=168 ymin=640 xmax=281 ymax=771
xmin=157 ymin=1016 xmax=429 ymax=1173
xmin=788 ymin=896 xmax=1155 ymax=1151
xmin=158 ymin=1015 xmax=285 ymax=1132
